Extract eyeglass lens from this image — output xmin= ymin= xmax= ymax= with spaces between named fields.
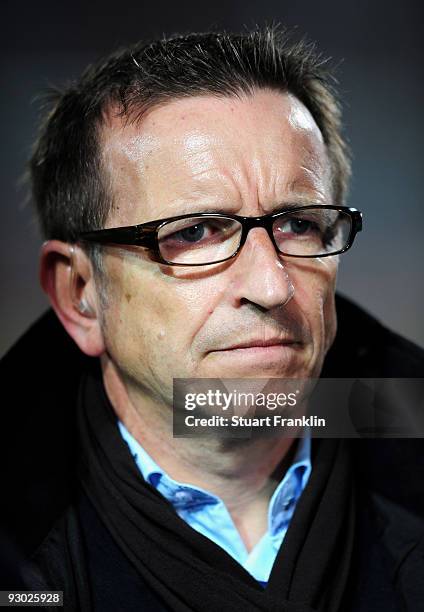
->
xmin=272 ymin=208 xmax=351 ymax=257
xmin=157 ymin=208 xmax=352 ymax=264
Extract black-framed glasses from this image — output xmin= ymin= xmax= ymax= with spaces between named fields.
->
xmin=78 ymin=205 xmax=362 ymax=266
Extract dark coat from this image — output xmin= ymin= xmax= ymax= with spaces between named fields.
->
xmin=1 ymin=294 xmax=423 ymax=610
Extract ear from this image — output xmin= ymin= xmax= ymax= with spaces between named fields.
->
xmin=39 ymin=240 xmax=106 ymax=357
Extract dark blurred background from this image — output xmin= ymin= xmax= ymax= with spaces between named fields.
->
xmin=1 ymin=0 xmax=423 ymax=357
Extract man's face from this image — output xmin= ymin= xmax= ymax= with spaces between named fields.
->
xmin=99 ymin=89 xmax=338 ymax=404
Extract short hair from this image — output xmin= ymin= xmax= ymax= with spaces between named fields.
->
xmin=30 ymin=26 xmax=351 ymax=255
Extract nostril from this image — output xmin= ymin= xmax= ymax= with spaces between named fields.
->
xmin=239 ymin=297 xmax=268 ymax=313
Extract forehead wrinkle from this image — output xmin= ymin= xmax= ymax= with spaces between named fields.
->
xmin=100 ymin=91 xmax=333 ymax=225
xmin=163 ymin=151 xmax=245 ymax=201
xmin=245 ymin=150 xmax=331 ymax=214
xmin=288 ymin=164 xmax=330 ymax=199
xmin=285 ymin=183 xmax=328 ymax=205
xmin=270 ymin=140 xmax=332 ymax=206
xmin=164 ymin=136 xmax=248 ymax=211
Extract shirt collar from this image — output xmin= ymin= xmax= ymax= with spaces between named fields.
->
xmin=118 ymin=421 xmax=311 ymax=521
xmin=118 ymin=420 xmax=164 ymax=488
xmin=118 ymin=421 xmax=216 ymax=507
xmin=268 ymin=433 xmax=311 ymax=535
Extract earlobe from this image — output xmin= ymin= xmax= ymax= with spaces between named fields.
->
xmin=39 ymin=240 xmax=105 ymax=357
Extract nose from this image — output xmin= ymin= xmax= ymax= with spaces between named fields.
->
xmin=229 ymin=227 xmax=294 ymax=310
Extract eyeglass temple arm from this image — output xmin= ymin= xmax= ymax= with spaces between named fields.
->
xmin=78 ymin=225 xmax=157 ymax=248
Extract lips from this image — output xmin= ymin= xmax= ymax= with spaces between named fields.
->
xmin=215 ymin=338 xmax=300 ymax=351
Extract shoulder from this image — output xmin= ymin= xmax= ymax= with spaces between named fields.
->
xmin=0 ymin=310 xmax=92 ymax=556
xmin=323 ymin=294 xmax=424 ymax=377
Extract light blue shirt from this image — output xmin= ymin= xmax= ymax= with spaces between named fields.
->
xmin=118 ymin=421 xmax=311 ymax=583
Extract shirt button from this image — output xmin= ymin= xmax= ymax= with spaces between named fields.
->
xmin=282 ymin=497 xmax=295 ymax=511
xmin=174 ymin=490 xmax=193 ymax=504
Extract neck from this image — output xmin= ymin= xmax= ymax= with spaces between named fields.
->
xmin=102 ymin=357 xmax=298 ymax=551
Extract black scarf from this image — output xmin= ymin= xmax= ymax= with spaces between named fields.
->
xmin=70 ymin=362 xmax=356 ymax=612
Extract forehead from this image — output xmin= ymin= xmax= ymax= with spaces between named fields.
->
xmin=100 ymin=89 xmax=332 ymax=225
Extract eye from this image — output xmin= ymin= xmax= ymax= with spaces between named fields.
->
xmin=160 ymin=221 xmax=218 ymax=245
xmin=277 ymin=217 xmax=320 ymax=236
xmin=157 ymin=216 xmax=242 ymax=264
xmin=177 ymin=223 xmax=207 ymax=243
xmin=158 ymin=217 xmax=236 ymax=249
xmin=287 ymin=218 xmax=314 ymax=235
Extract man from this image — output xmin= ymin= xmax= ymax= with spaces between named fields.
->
xmin=1 ymin=27 xmax=423 ymax=611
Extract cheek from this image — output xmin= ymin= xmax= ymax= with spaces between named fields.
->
xmin=322 ymin=285 xmax=337 ymax=352
xmin=318 ymin=259 xmax=338 ymax=351
xmin=101 ymin=283 xmax=152 ymax=371
xmin=286 ymin=259 xmax=337 ymax=349
xmin=99 ymin=257 xmax=159 ymax=368
xmin=102 ymin=256 xmax=217 ymax=371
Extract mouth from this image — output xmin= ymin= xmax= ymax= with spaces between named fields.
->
xmin=214 ymin=338 xmax=301 ymax=352
xmin=207 ymin=340 xmax=304 ymax=375
xmin=205 ymin=336 xmax=306 ymax=375
xmin=207 ymin=339 xmax=304 ymax=367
